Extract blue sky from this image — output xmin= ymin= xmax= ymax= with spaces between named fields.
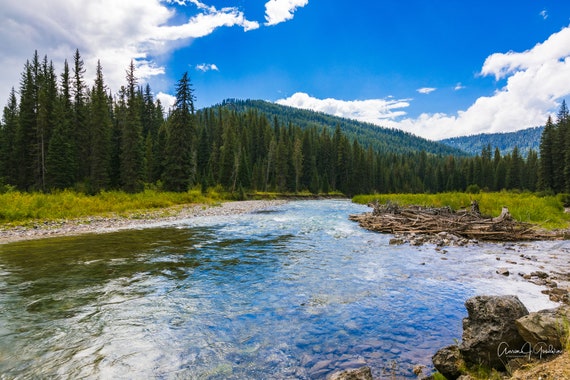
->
xmin=2 ymin=1 xmax=570 ymax=140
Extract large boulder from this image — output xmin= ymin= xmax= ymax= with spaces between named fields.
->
xmin=432 ymin=345 xmax=464 ymax=380
xmin=516 ymin=306 xmax=570 ymax=350
xmin=458 ymin=295 xmax=529 ymax=370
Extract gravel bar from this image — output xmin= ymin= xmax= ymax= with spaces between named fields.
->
xmin=0 ymin=200 xmax=288 ymax=244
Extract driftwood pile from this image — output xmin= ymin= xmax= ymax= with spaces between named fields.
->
xmin=349 ymin=200 xmax=558 ymax=242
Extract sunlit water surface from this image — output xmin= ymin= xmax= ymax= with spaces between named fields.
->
xmin=0 ymin=200 xmax=563 ymax=379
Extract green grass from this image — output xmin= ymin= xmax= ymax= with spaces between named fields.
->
xmin=0 ymin=188 xmax=224 ymax=225
xmin=353 ymin=191 xmax=570 ymax=229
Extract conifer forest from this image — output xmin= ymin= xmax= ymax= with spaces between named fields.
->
xmin=0 ymin=51 xmax=568 ymax=196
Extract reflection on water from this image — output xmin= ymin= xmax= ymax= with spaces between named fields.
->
xmin=0 ymin=200 xmax=560 ymax=378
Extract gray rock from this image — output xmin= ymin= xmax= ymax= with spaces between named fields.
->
xmin=432 ymin=345 xmax=463 ymax=380
xmin=458 ymin=295 xmax=529 ymax=370
xmin=515 ymin=306 xmax=570 ymax=350
xmin=531 ymin=271 xmax=549 ymax=279
xmin=496 ymin=268 xmax=510 ymax=276
xmin=328 ymin=366 xmax=373 ymax=380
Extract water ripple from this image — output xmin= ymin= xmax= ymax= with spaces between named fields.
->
xmin=0 ymin=199 xmax=560 ymax=379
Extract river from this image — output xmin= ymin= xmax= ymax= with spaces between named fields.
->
xmin=0 ymin=199 xmax=564 ymax=379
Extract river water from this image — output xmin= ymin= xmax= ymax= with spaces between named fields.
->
xmin=0 ymin=199 xmax=564 ymax=379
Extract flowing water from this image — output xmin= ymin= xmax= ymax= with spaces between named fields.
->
xmin=0 ymin=199 xmax=564 ymax=379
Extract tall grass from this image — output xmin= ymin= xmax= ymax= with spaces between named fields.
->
xmin=0 ymin=188 xmax=224 ymax=225
xmin=353 ymin=192 xmax=570 ymax=229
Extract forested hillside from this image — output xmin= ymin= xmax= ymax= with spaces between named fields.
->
xmin=440 ymin=126 xmax=543 ymax=157
xmin=220 ymin=99 xmax=466 ymax=156
xmin=1 ymin=51 xmax=568 ymax=197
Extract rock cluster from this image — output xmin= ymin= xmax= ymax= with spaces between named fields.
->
xmin=432 ymin=295 xmax=570 ymax=380
xmin=389 ymin=231 xmax=477 ymax=247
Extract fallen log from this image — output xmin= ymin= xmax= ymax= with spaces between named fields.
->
xmin=350 ymin=200 xmax=561 ymax=242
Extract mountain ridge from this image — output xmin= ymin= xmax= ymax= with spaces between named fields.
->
xmin=214 ymin=99 xmax=467 ymax=156
xmin=439 ymin=126 xmax=543 ymax=157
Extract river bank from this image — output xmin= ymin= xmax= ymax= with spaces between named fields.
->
xmin=0 ymin=199 xmax=288 ymax=244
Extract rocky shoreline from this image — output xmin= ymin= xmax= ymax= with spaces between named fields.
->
xmin=0 ymin=199 xmax=288 ymax=244
xmin=328 ymin=296 xmax=570 ymax=380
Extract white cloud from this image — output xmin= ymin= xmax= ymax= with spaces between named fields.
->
xmin=196 ymin=63 xmax=219 ymax=72
xmin=276 ymin=92 xmax=410 ymax=123
xmin=264 ymin=0 xmax=309 ymax=26
xmin=417 ymin=87 xmax=436 ymax=94
xmin=0 ymin=0 xmax=258 ymax=107
xmin=480 ymin=25 xmax=570 ymax=80
xmin=454 ymin=83 xmax=466 ymax=91
xmin=540 ymin=9 xmax=548 ymax=20
xmin=277 ymin=25 xmax=570 ymax=141
xmin=157 ymin=91 xmax=177 ymax=112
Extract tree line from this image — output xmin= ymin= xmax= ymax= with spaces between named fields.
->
xmin=0 ymin=51 xmax=566 ymax=196
xmin=538 ymin=100 xmax=570 ymax=194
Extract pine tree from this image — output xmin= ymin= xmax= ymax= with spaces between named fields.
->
xmin=46 ymin=60 xmax=76 ymax=189
xmin=292 ymin=137 xmax=303 ymax=192
xmin=150 ymin=100 xmax=166 ymax=183
xmin=72 ymin=49 xmax=89 ymax=183
xmin=525 ymin=149 xmax=539 ymax=191
xmin=539 ymin=116 xmax=557 ymax=192
xmin=15 ymin=57 xmax=39 ymax=190
xmin=0 ymin=88 xmax=19 ymax=186
xmin=88 ymin=60 xmax=112 ymax=192
xmin=120 ymin=61 xmax=144 ymax=192
xmin=506 ymin=147 xmax=522 ymax=190
xmin=36 ymin=56 xmax=58 ymax=191
xmin=163 ymin=72 xmax=196 ymax=192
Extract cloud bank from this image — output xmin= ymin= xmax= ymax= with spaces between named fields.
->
xmin=264 ymin=0 xmax=309 ymax=26
xmin=277 ymin=25 xmax=570 ymax=140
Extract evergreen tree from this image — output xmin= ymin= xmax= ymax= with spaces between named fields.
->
xmin=539 ymin=115 xmax=556 ymax=192
xmin=120 ymin=61 xmax=144 ymax=192
xmin=36 ymin=56 xmax=58 ymax=191
xmin=163 ymin=72 xmax=196 ymax=192
xmin=88 ymin=60 xmax=112 ymax=192
xmin=46 ymin=60 xmax=76 ymax=189
xmin=525 ymin=149 xmax=539 ymax=191
xmin=0 ymin=88 xmax=19 ymax=186
xmin=72 ymin=49 xmax=89 ymax=183
xmin=15 ymin=57 xmax=39 ymax=190
xmin=506 ymin=147 xmax=522 ymax=190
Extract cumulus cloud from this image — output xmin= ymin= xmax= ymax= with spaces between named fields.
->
xmin=264 ymin=0 xmax=309 ymax=26
xmin=196 ymin=63 xmax=219 ymax=72
xmin=277 ymin=25 xmax=570 ymax=140
xmin=417 ymin=87 xmax=436 ymax=94
xmin=276 ymin=92 xmax=410 ymax=123
xmin=0 ymin=0 xmax=258 ymax=106
xmin=480 ymin=25 xmax=570 ymax=80
xmin=157 ymin=91 xmax=177 ymax=112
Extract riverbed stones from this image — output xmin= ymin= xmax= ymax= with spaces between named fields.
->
xmin=515 ymin=306 xmax=570 ymax=349
xmin=327 ymin=366 xmax=373 ymax=380
xmin=458 ymin=295 xmax=529 ymax=370
xmin=432 ymin=345 xmax=463 ymax=380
